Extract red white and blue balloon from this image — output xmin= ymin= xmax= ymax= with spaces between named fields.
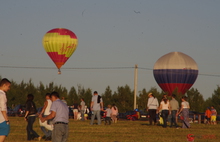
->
xmin=153 ymin=52 xmax=198 ymax=96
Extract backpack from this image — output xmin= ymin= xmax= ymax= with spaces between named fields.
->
xmin=97 ymin=95 xmax=102 ymax=103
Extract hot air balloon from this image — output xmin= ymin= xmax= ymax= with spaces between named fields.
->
xmin=153 ymin=52 xmax=198 ymax=96
xmin=42 ymin=28 xmax=78 ymax=74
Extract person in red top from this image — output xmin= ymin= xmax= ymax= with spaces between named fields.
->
xmin=205 ymin=107 xmax=211 ymax=124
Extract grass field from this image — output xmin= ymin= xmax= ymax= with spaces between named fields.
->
xmin=5 ymin=117 xmax=220 ymax=142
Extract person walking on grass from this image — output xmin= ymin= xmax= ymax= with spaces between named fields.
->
xmin=90 ymin=91 xmax=104 ymax=125
xmin=24 ymin=94 xmax=41 ymax=141
xmin=80 ymin=98 xmax=85 ymax=121
xmin=111 ymin=104 xmax=118 ymax=123
xmin=210 ymin=106 xmax=217 ymax=125
xmin=176 ymin=96 xmax=190 ymax=129
xmin=105 ymin=105 xmax=112 ymax=125
xmin=205 ymin=107 xmax=211 ymax=124
xmin=159 ymin=97 xmax=170 ymax=128
xmin=169 ymin=94 xmax=179 ymax=128
xmin=0 ymin=78 xmax=11 ymax=142
xmin=39 ymin=93 xmax=52 ymax=141
xmin=61 ymin=97 xmax=67 ymax=105
xmin=40 ymin=91 xmax=69 ymax=142
xmin=147 ymin=93 xmax=159 ymax=125
xmin=72 ymin=101 xmax=79 ymax=121
xmin=84 ymin=106 xmax=90 ymax=120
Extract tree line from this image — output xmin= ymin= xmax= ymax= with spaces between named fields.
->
xmin=3 ymin=77 xmax=220 ymax=113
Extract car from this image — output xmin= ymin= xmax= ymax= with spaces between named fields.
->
xmin=118 ymin=112 xmax=126 ymax=119
xmin=124 ymin=111 xmax=140 ymax=120
xmin=139 ymin=110 xmax=149 ymax=119
xmin=13 ymin=104 xmax=26 ymax=117
xmin=7 ymin=107 xmax=15 ymax=116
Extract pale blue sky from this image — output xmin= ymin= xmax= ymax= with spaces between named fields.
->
xmin=0 ymin=0 xmax=219 ymax=99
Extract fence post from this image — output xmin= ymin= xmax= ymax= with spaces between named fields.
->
xmin=198 ymin=115 xmax=201 ymax=124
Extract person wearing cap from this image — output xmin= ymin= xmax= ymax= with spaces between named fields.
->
xmin=40 ymin=91 xmax=69 ymax=142
xmin=147 ymin=93 xmax=159 ymax=125
xmin=90 ymin=91 xmax=104 ymax=125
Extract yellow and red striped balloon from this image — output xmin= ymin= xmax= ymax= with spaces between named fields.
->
xmin=42 ymin=28 xmax=78 ymax=74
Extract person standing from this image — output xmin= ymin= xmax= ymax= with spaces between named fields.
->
xmin=105 ymin=105 xmax=112 ymax=125
xmin=39 ymin=93 xmax=52 ymax=141
xmin=147 ymin=93 xmax=159 ymax=125
xmin=40 ymin=91 xmax=69 ymax=142
xmin=169 ymin=94 xmax=179 ymax=128
xmin=72 ymin=101 xmax=79 ymax=121
xmin=84 ymin=106 xmax=90 ymax=120
xmin=24 ymin=94 xmax=41 ymax=141
xmin=111 ymin=104 xmax=118 ymax=123
xmin=61 ymin=97 xmax=67 ymax=105
xmin=176 ymin=96 xmax=190 ymax=129
xmin=210 ymin=106 xmax=217 ymax=125
xmin=0 ymin=78 xmax=11 ymax=142
xmin=80 ymin=98 xmax=85 ymax=121
xmin=159 ymin=97 xmax=170 ymax=128
xmin=204 ymin=107 xmax=211 ymax=124
xmin=90 ymin=91 xmax=104 ymax=125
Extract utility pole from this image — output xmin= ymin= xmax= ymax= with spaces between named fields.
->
xmin=134 ymin=64 xmax=138 ymax=110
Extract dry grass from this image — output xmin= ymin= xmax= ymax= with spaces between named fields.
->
xmin=5 ymin=117 xmax=220 ymax=142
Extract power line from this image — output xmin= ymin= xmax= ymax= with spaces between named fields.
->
xmin=0 ymin=65 xmax=220 ymax=77
xmin=198 ymin=73 xmax=220 ymax=77
xmin=0 ymin=65 xmax=134 ymax=70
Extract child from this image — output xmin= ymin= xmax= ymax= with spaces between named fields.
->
xmin=210 ymin=106 xmax=217 ymax=125
xmin=111 ymin=104 xmax=118 ymax=123
xmin=105 ymin=105 xmax=112 ymax=125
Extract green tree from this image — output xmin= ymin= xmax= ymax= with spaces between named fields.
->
xmin=101 ymin=86 xmax=113 ymax=108
xmin=137 ymin=88 xmax=148 ymax=110
xmin=67 ymin=86 xmax=77 ymax=106
xmin=112 ymin=85 xmax=133 ymax=112
xmin=186 ymin=88 xmax=205 ymax=112
xmin=209 ymin=86 xmax=220 ymax=113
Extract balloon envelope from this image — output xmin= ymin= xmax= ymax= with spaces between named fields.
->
xmin=153 ymin=52 xmax=198 ymax=96
xmin=42 ymin=28 xmax=78 ymax=73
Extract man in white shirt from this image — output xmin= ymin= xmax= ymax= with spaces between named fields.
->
xmin=40 ymin=93 xmax=53 ymax=141
xmin=90 ymin=91 xmax=103 ymax=125
xmin=0 ymin=78 xmax=11 ymax=142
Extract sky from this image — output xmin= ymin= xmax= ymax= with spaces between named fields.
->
xmin=0 ymin=0 xmax=219 ymax=100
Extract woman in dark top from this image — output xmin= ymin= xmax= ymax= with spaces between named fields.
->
xmin=24 ymin=94 xmax=41 ymax=141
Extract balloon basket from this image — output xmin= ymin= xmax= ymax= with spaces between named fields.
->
xmin=58 ymin=69 xmax=61 ymax=75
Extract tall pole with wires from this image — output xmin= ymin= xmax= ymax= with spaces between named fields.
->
xmin=134 ymin=64 xmax=138 ymax=110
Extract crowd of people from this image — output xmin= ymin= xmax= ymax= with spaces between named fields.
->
xmin=147 ymin=92 xmax=218 ymax=129
xmin=204 ymin=106 xmax=218 ymax=125
xmin=0 ymin=82 xmax=119 ymax=142
xmin=0 ymin=77 xmax=218 ymax=142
